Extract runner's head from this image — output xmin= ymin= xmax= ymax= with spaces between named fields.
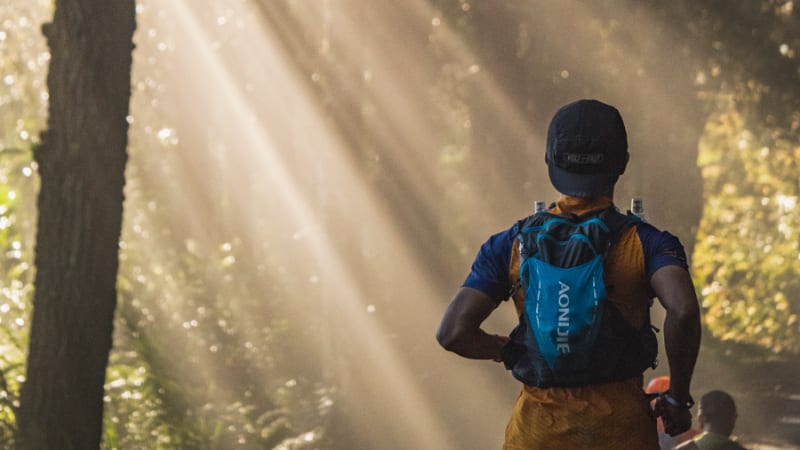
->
xmin=545 ymin=99 xmax=629 ymax=197
xmin=698 ymin=390 xmax=738 ymax=436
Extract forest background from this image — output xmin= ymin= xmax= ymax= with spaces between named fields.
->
xmin=0 ymin=0 xmax=798 ymax=449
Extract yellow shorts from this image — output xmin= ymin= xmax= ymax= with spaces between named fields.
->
xmin=503 ymin=377 xmax=660 ymax=450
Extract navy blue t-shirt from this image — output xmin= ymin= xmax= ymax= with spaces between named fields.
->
xmin=463 ymin=221 xmax=689 ymax=302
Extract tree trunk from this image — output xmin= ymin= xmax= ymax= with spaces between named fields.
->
xmin=16 ymin=1 xmax=136 ymax=449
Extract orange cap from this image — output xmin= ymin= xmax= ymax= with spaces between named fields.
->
xmin=646 ymin=376 xmax=670 ymax=394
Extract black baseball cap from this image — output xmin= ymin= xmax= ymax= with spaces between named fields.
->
xmin=545 ymin=99 xmax=629 ymax=197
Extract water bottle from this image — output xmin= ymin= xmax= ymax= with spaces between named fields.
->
xmin=534 ymin=200 xmax=546 ymax=213
xmin=631 ymin=197 xmax=645 ymax=220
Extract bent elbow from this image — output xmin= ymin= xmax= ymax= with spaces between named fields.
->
xmin=436 ymin=325 xmax=458 ymax=352
xmin=437 ymin=321 xmax=470 ymax=353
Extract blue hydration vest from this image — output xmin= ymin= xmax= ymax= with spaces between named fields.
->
xmin=500 ymin=206 xmax=658 ymax=387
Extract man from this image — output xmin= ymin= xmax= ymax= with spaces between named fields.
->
xmin=436 ymin=99 xmax=702 ymax=449
xmin=675 ymin=390 xmax=747 ymax=450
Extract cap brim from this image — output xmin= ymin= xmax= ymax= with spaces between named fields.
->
xmin=548 ymin=163 xmax=617 ymax=197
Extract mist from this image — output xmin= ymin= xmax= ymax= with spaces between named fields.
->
xmin=0 ymin=0 xmax=798 ymax=449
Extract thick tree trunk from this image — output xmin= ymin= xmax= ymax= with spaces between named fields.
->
xmin=16 ymin=1 xmax=136 ymax=449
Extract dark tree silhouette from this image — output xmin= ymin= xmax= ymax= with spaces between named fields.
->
xmin=16 ymin=1 xmax=136 ymax=449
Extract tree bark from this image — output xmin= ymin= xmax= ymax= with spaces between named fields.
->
xmin=16 ymin=1 xmax=136 ymax=449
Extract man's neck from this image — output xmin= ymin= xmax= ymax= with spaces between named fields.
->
xmin=552 ymin=194 xmax=614 ymax=216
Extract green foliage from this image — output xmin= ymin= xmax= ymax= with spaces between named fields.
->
xmin=0 ymin=148 xmax=37 ymax=447
xmin=680 ymin=0 xmax=800 ymax=131
xmin=0 ymin=2 xmax=49 ymax=152
xmin=96 ymin=1 xmax=330 ymax=448
xmin=693 ymin=110 xmax=800 ymax=353
xmin=683 ymin=0 xmax=800 ymax=354
xmin=0 ymin=2 xmax=49 ymax=446
xmin=2 ymin=1 xmax=330 ymax=448
xmin=105 ymin=239 xmax=309 ymax=449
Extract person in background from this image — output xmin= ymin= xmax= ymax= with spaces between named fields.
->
xmin=436 ymin=99 xmax=702 ymax=449
xmin=647 ymin=376 xmax=698 ymax=450
xmin=675 ymin=390 xmax=748 ymax=450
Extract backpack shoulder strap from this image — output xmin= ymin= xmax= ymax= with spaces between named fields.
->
xmin=598 ymin=206 xmax=640 ymax=241
xmin=511 ymin=211 xmax=554 ymax=243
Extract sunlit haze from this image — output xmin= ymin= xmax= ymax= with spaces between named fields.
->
xmin=1 ymin=0 xmax=798 ymax=448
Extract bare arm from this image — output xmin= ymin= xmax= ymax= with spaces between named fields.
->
xmin=436 ymin=287 xmax=506 ymax=361
xmin=651 ymin=265 xmax=701 ymax=435
xmin=651 ymin=265 xmax=701 ymax=401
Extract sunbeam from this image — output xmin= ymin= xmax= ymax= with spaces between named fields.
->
xmin=4 ymin=0 xmax=795 ymax=448
xmin=123 ymin=0 xmax=530 ymax=447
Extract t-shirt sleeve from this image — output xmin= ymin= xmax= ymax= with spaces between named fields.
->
xmin=636 ymin=222 xmax=689 ymax=279
xmin=462 ymin=227 xmax=515 ymax=302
